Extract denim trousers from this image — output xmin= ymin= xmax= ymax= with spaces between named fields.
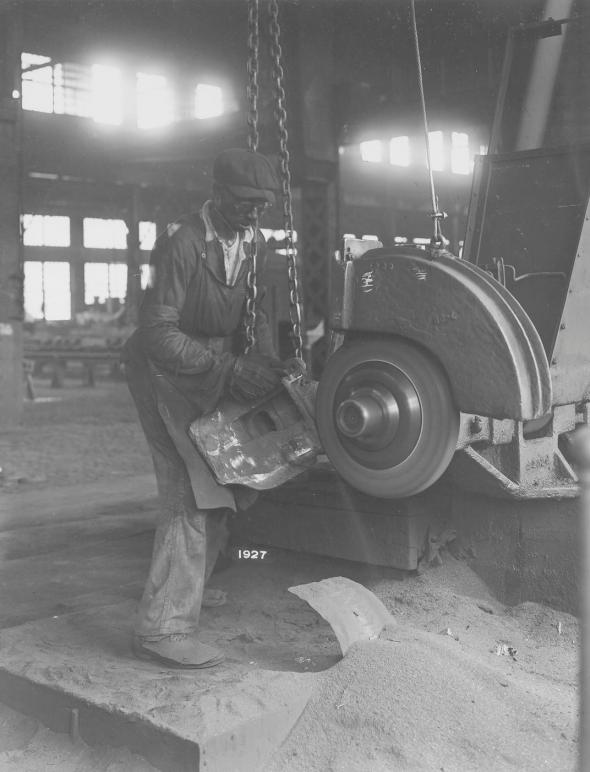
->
xmin=124 ymin=347 xmax=228 ymax=639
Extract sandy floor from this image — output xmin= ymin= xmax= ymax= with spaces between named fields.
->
xmin=0 ymin=377 xmax=580 ymax=771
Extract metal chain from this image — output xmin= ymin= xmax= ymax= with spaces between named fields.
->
xmin=246 ymin=0 xmax=259 ymax=153
xmin=244 ymin=0 xmax=260 ymax=353
xmin=269 ymin=0 xmax=304 ymax=361
xmin=409 ymin=0 xmax=446 ymax=246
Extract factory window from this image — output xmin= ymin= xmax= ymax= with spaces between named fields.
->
xmin=22 ymin=53 xmax=91 ymax=117
xmin=54 ymin=62 xmax=92 ymax=117
xmin=451 ymin=132 xmax=470 ymax=174
xmin=91 ymin=65 xmax=123 ymax=125
xmin=137 ymin=73 xmax=174 ymax=129
xmin=428 ymin=131 xmax=445 ymax=171
xmin=360 ymin=140 xmax=383 ymax=163
xmin=24 ymin=261 xmax=71 ymax=321
xmin=140 ymin=264 xmax=153 ymax=289
xmin=84 ymin=263 xmax=128 ymax=305
xmin=21 ymin=53 xmax=54 ymax=113
xmin=389 ymin=136 xmax=410 ymax=166
xmin=22 ymin=214 xmax=70 ymax=247
xmin=194 ymin=84 xmax=223 ymax=119
xmin=139 ymin=221 xmax=157 ymax=251
xmin=83 ymin=218 xmax=128 ymax=249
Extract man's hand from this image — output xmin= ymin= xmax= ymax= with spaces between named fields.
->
xmin=230 ymin=353 xmax=286 ymax=402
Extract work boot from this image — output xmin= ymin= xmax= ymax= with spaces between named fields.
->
xmin=132 ymin=633 xmax=224 ymax=669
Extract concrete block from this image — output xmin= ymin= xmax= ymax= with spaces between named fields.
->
xmin=451 ymin=489 xmax=580 ymax=614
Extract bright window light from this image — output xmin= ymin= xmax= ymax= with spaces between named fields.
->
xmin=394 ymin=236 xmax=408 ymax=244
xmin=24 ymin=262 xmax=43 ymax=319
xmin=413 ymin=237 xmax=431 ymax=245
xmin=140 ymin=263 xmax=153 ymax=289
xmin=139 ymin=221 xmax=157 ymax=250
xmin=43 ymin=262 xmax=71 ymax=320
xmin=22 ymin=214 xmax=70 ymax=247
xmin=84 ymin=262 xmax=127 ymax=305
xmin=84 ymin=263 xmax=109 ymax=305
xmin=92 ymin=64 xmax=123 ymax=125
xmin=25 ymin=261 xmax=71 ymax=320
xmin=360 ymin=140 xmax=383 ymax=163
xmin=194 ymin=84 xmax=223 ymax=119
xmin=428 ymin=131 xmax=445 ymax=171
xmin=389 ymin=136 xmax=410 ymax=166
xmin=451 ymin=132 xmax=470 ymax=174
xmin=137 ymin=73 xmax=173 ymax=129
xmin=21 ymin=53 xmax=53 ymax=113
xmin=83 ymin=218 xmax=128 ymax=249
xmin=362 ymin=234 xmax=379 ymax=241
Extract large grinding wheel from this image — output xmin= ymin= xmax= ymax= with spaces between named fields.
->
xmin=316 ymin=338 xmax=459 ymax=498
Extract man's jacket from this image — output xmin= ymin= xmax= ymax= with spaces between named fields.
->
xmin=124 ymin=210 xmax=275 ymax=510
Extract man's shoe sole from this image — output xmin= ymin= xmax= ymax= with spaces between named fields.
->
xmin=132 ymin=640 xmax=224 ymax=669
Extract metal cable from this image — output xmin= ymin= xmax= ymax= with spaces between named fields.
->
xmin=409 ymin=0 xmax=445 ymax=245
xmin=269 ymin=0 xmax=304 ymax=361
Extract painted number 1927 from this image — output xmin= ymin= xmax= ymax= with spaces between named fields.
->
xmin=237 ymin=549 xmax=268 ymax=560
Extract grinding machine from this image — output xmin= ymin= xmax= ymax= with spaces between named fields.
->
xmin=192 ymin=14 xmax=590 ymax=506
xmin=315 ymin=14 xmax=590 ymax=501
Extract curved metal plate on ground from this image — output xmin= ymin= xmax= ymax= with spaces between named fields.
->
xmin=288 ymin=577 xmax=394 ymax=656
xmin=333 ymin=247 xmax=552 ymax=420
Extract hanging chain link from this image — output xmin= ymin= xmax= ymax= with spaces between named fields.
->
xmin=244 ymin=0 xmax=260 ymax=353
xmin=243 ymin=0 xmax=304 ymax=358
xmin=410 ymin=0 xmax=446 ymax=247
xmin=269 ymin=0 xmax=304 ymax=362
xmin=246 ymin=0 xmax=260 ymax=153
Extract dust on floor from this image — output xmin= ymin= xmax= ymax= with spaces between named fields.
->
xmin=0 ymin=379 xmax=580 ymax=771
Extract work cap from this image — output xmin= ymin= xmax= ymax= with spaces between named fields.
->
xmin=213 ymin=148 xmax=279 ymax=204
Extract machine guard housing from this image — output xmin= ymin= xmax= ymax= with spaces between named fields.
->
xmin=329 ymin=245 xmax=552 ymax=422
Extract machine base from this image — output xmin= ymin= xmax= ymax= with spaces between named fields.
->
xmin=233 ymin=466 xmax=451 ymax=571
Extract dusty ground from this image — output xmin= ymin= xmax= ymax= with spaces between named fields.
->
xmin=0 ymin=374 xmax=580 ymax=771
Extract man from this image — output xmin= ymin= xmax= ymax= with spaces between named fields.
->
xmin=123 ymin=148 xmax=283 ymax=668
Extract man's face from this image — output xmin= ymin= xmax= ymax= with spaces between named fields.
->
xmin=217 ymin=186 xmax=270 ymax=230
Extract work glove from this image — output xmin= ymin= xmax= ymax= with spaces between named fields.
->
xmin=230 ymin=352 xmax=286 ymax=403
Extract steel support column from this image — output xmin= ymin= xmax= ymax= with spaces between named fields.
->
xmin=0 ymin=10 xmax=23 ymax=427
xmin=124 ymin=186 xmax=142 ymax=327
xmin=291 ymin=2 xmax=339 ymax=374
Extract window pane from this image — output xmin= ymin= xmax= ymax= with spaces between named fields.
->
xmin=108 ymin=263 xmax=127 ymax=299
xmin=139 ymin=221 xmax=156 ymax=250
xmin=137 ymin=73 xmax=173 ymax=129
xmin=428 ymin=131 xmax=445 ymax=171
xmin=92 ymin=64 xmax=123 ymax=125
xmin=360 ymin=140 xmax=382 ymax=163
xmin=22 ymin=214 xmax=70 ymax=247
xmin=451 ymin=132 xmax=470 ymax=174
xmin=390 ymin=136 xmax=410 ymax=166
xmin=194 ymin=84 xmax=223 ymax=119
xmin=43 ymin=216 xmax=70 ymax=247
xmin=84 ymin=263 xmax=109 ymax=305
xmin=43 ymin=262 xmax=71 ymax=321
xmin=24 ymin=261 xmax=44 ymax=320
xmin=140 ymin=263 xmax=153 ymax=289
xmin=21 ymin=53 xmax=54 ymax=113
xmin=22 ymin=214 xmax=44 ymax=246
xmin=83 ymin=218 xmax=128 ymax=249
